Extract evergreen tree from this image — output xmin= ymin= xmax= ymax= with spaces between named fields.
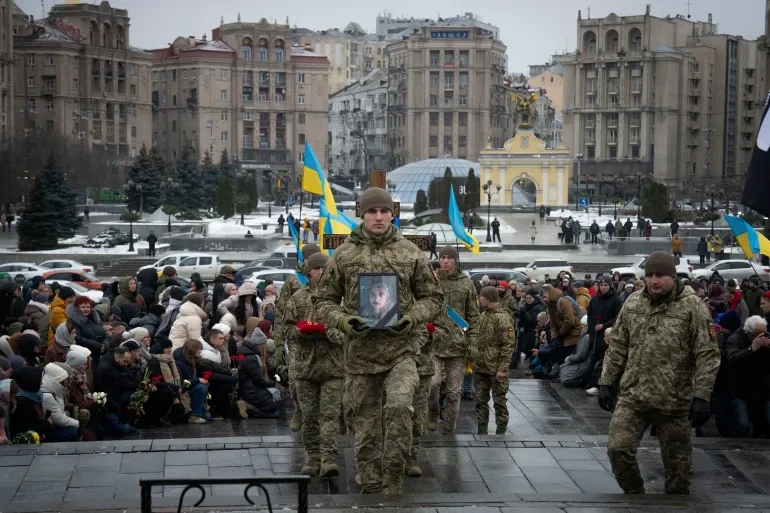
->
xmin=218 ymin=149 xmax=235 ymax=183
xmin=216 ymin=178 xmax=235 ymax=219
xmin=428 ymin=181 xmax=439 ymax=210
xmin=414 ymin=189 xmax=429 ymax=215
xmin=236 ymin=170 xmax=258 ymax=211
xmin=126 ymin=145 xmax=164 ymax=212
xmin=440 ymin=167 xmax=453 ymax=214
xmin=176 ymin=145 xmax=202 ymax=212
xmin=464 ymin=168 xmax=480 ymax=212
xmin=200 ymin=151 xmax=218 ymax=210
xmin=17 ymin=155 xmax=61 ymax=251
xmin=641 ymin=182 xmax=670 ymax=223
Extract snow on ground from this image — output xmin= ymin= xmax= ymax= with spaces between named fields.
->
xmin=206 ymin=221 xmax=271 ymax=237
xmin=547 ymin=208 xmax=698 ymax=229
xmin=58 ymin=235 xmax=90 ymax=245
xmin=0 ymin=241 xmax=170 ymax=255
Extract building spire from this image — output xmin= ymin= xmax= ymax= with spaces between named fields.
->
xmin=237 ymin=12 xmax=241 ymax=22
xmin=220 ymin=15 xmax=224 ymax=26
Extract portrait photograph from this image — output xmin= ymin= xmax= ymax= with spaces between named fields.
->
xmin=358 ymin=273 xmax=400 ymax=329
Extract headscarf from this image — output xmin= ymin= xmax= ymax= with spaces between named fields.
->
xmin=0 ymin=336 xmax=13 ymax=358
xmin=17 ymin=334 xmax=39 ymax=366
xmin=729 ymin=289 xmax=744 ymax=311
xmin=55 ymin=322 xmax=74 ymax=348
xmin=224 ymin=283 xmax=237 ymax=296
xmin=9 ymin=355 xmax=25 ymax=372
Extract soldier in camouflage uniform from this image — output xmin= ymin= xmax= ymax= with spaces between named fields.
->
xmin=475 ymin=286 xmax=516 ymax=435
xmin=274 ymin=243 xmax=321 ymax=432
xmin=313 ymin=187 xmax=443 ymax=494
xmin=283 ymin=252 xmax=344 ymax=478
xmin=428 ymin=245 xmax=480 ymax=434
xmin=406 ymin=320 xmax=435 ymax=477
xmin=599 ymin=252 xmax=720 ymax=494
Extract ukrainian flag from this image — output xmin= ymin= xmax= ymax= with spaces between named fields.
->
xmin=288 ymin=216 xmax=304 ymax=261
xmin=301 ymin=142 xmax=325 ymax=196
xmin=448 ymin=184 xmax=480 ymax=255
xmin=724 ymin=214 xmax=770 ymax=258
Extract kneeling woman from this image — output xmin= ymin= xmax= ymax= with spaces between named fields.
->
xmin=173 ymin=339 xmax=210 ymax=424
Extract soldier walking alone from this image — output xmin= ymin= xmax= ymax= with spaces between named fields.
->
xmin=313 ymin=187 xmax=443 ymax=494
xmin=598 ymin=251 xmax=720 ymax=494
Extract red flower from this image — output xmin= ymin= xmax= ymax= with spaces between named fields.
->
xmin=297 ymin=320 xmax=325 ymax=334
xmin=230 ymin=354 xmax=246 ymax=361
xmin=426 ymin=323 xmax=435 ymax=334
xmin=151 ymin=375 xmax=162 ymax=383
xmin=201 ymin=371 xmax=213 ymax=380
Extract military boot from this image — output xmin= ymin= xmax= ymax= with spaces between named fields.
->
xmin=382 ymin=470 xmax=404 ymax=494
xmin=477 ymin=425 xmax=488 ymax=435
xmin=405 ymin=458 xmax=423 ymax=477
xmin=319 ymin=456 xmax=340 ymax=478
xmin=300 ymin=456 xmax=320 ymax=475
xmin=290 ymin=410 xmax=303 ymax=432
xmin=426 ymin=408 xmax=439 ymax=431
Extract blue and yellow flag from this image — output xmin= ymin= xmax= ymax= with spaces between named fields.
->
xmin=301 ymin=142 xmax=325 ymax=196
xmin=448 ymin=185 xmax=480 ymax=255
xmin=287 ymin=217 xmax=303 ymax=262
xmin=724 ymin=214 xmax=770 ymax=258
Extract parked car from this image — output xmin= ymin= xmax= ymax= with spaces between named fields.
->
xmin=692 ymin=259 xmax=770 ymax=284
xmin=244 ymin=269 xmax=296 ymax=286
xmin=512 ymin=260 xmax=573 ymax=282
xmin=0 ymin=263 xmax=50 ymax=283
xmin=611 ymin=256 xmax=694 ymax=281
xmin=44 ymin=280 xmax=104 ymax=304
xmin=39 ymin=259 xmax=95 ymax=275
xmin=138 ymin=253 xmax=220 ymax=280
xmin=42 ymin=270 xmax=109 ymax=291
xmin=269 ymin=244 xmax=299 ymax=260
xmin=464 ymin=269 xmax=530 ymax=284
xmin=237 ymin=257 xmax=295 ymax=276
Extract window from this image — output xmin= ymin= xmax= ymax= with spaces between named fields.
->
xmin=172 ymin=94 xmax=177 ymax=106
xmin=459 ymin=112 xmax=467 ymax=126
xmin=631 ymin=146 xmax=640 ymax=158
xmin=459 ymin=136 xmax=466 ymax=147
xmin=171 ymin=120 xmax=176 ymax=132
xmin=258 ymin=47 xmax=267 ymax=61
xmin=275 ymin=72 xmax=285 ymax=84
xmin=299 ymin=151 xmax=304 ymax=163
xmin=131 ymin=126 xmax=137 ymax=137
xmin=430 ymin=112 xmax=439 ymax=125
xmin=171 ymin=70 xmax=177 ymax=81
xmin=274 ymin=48 xmax=284 ymax=61
xmin=27 ymin=54 xmax=35 ymax=65
xmin=221 ymin=131 xmax=228 ymax=143
xmin=27 ymin=76 xmax=35 ymax=88
xmin=244 ymin=110 xmax=254 ymax=120
xmin=221 ymin=111 xmax=228 ymax=121
xmin=298 ymin=72 xmax=305 ymax=84
xmin=220 ymin=69 xmax=228 ymax=80
xmin=73 ymin=58 xmax=79 ymax=69
xmin=241 ymin=46 xmax=251 ymax=60
xmin=73 ymin=78 xmax=79 ymax=91
xmin=259 ymin=93 xmax=267 ymax=102
xmin=430 ymin=95 xmax=438 ymax=106
xmin=298 ymin=133 xmax=306 ymax=144
xmin=129 ymin=63 xmax=137 ymax=75
xmin=45 ymin=54 xmax=54 ymax=65
xmin=298 ymin=113 xmax=305 ymax=124
xmin=152 ymin=71 xmax=158 ymax=82
xmin=243 ymin=88 xmax=253 ymax=101
xmin=220 ymin=90 xmax=228 ymax=101
xmin=46 ymin=101 xmax=53 ymax=112
xmin=609 ymin=147 xmax=617 ymax=159
xmin=130 ymin=84 xmax=136 ymax=95
xmin=298 ymin=95 xmax=305 ymax=105
xmin=430 ymin=135 xmax=438 ymax=147
xmin=46 ymin=120 xmax=54 ymax=133
xmin=459 ymin=95 xmax=467 ymax=105
xmin=444 ymin=113 xmax=452 ymax=126
xmin=430 ymin=72 xmax=439 ymax=85
xmin=444 ymin=136 xmax=453 ymax=150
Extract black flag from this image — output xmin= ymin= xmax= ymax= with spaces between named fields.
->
xmin=741 ymin=91 xmax=770 ymax=217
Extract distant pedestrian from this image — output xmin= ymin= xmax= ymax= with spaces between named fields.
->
xmin=244 ymin=230 xmax=254 ymax=239
xmin=605 ymin=220 xmax=615 ymax=240
xmin=468 ymin=213 xmax=475 ymax=234
xmin=429 ymin=232 xmax=438 ymax=260
xmin=644 ymin=220 xmax=652 ymax=240
xmin=1 ymin=214 xmax=5 ymax=233
xmin=277 ymin=214 xmax=285 ymax=233
xmin=539 ymin=205 xmax=546 ymax=222
xmin=302 ymin=217 xmax=310 ymax=243
xmin=311 ymin=219 xmax=319 ymax=242
xmin=670 ymin=234 xmax=682 ymax=257
xmin=146 ymin=231 xmax=158 ymax=257
xmin=670 ymin=219 xmax=679 ymax=237
xmin=83 ymin=207 xmax=90 ymax=224
xmin=6 ymin=214 xmax=13 ymax=232
xmin=697 ymin=237 xmax=708 ymax=265
xmin=529 ymin=220 xmax=537 ymax=243
xmin=624 ymin=218 xmax=633 ymax=238
xmin=590 ymin=221 xmax=600 ymax=244
xmin=491 ymin=218 xmax=501 ymax=243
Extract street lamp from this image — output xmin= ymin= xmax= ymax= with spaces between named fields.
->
xmin=574 ymin=153 xmax=583 ymax=211
xmin=123 ymin=180 xmax=144 ymax=214
xmin=482 ymin=179 xmax=502 ymax=243
xmin=160 ymin=177 xmax=180 ymax=232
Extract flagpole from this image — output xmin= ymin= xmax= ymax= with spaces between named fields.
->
xmin=299 ymin=190 xmax=304 ymax=222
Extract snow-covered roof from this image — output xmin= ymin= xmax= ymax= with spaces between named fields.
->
xmin=184 ymin=39 xmax=233 ymax=53
xmin=653 ymin=43 xmax=685 ymax=54
xmin=291 ymin=46 xmax=323 ymax=57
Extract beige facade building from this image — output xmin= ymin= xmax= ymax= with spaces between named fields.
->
xmin=0 ymin=0 xmax=13 ymax=143
xmin=12 ymin=1 xmax=152 ymax=159
xmin=151 ymin=18 xmax=330 ymax=186
xmin=385 ymin=24 xmax=510 ymax=167
xmin=560 ymin=7 xmax=765 ymax=195
xmin=528 ymin=71 xmax=564 ymax=116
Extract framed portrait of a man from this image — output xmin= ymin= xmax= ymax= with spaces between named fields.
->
xmin=358 ymin=273 xmax=399 ymax=329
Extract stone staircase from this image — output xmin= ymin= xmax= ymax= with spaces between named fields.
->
xmin=97 ymin=257 xmax=157 ymax=278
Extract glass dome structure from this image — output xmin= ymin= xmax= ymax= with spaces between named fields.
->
xmin=385 ymin=158 xmax=480 ymax=203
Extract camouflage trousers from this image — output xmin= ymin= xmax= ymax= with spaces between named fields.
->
xmin=475 ymin=372 xmax=509 ymax=434
xmin=295 ymin=378 xmax=342 ymax=461
xmin=287 ymin=347 xmax=302 ymax=417
xmin=607 ymin=403 xmax=692 ymax=494
xmin=410 ymin=375 xmax=432 ymax=461
xmin=428 ymin=356 xmax=465 ymax=434
xmin=347 ymin=357 xmax=418 ymax=494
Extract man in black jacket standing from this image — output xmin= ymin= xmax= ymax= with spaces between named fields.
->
xmin=585 ymin=276 xmax=622 ymax=395
xmin=146 ymin=231 xmax=158 ymax=257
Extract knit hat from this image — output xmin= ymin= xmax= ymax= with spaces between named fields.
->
xmin=7 ymin=322 xmax=23 ymax=336
xmin=438 ymin=245 xmax=459 ymax=261
xmin=302 ymin=243 xmax=321 ymax=261
xmin=307 ymin=252 xmax=329 ymax=270
xmin=13 ymin=367 xmax=43 ymax=392
xmin=359 ymin=187 xmax=394 ymax=215
xmin=720 ymin=310 xmax=741 ymax=332
xmin=58 ymin=286 xmax=76 ymax=301
xmin=169 ymin=287 xmax=185 ymax=301
xmin=53 ymin=362 xmax=74 ymax=379
xmin=9 ymin=355 xmax=25 ymax=372
xmin=74 ymin=296 xmax=92 ymax=308
xmin=66 ymin=345 xmax=90 ymax=368
xmin=219 ymin=265 xmax=235 ymax=276
xmin=120 ymin=340 xmax=141 ymax=351
xmin=480 ymin=286 xmax=499 ymax=303
xmin=31 ymin=292 xmax=49 ymax=304
xmin=498 ymin=281 xmax=509 ymax=290
xmin=237 ymin=281 xmax=257 ymax=297
xmin=211 ymin=323 xmax=231 ymax=335
xmin=481 ymin=275 xmax=489 ymax=286
xmin=44 ymin=362 xmax=69 ymax=383
xmin=127 ymin=327 xmax=149 ymax=343
xmin=625 ymin=282 xmax=634 ymax=289
xmin=644 ymin=251 xmax=677 ymax=279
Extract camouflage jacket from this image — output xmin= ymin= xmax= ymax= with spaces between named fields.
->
xmin=475 ymin=304 xmax=516 ymax=375
xmin=283 ymin=281 xmax=345 ymax=381
xmin=500 ymin=290 xmax=517 ymax=316
xmin=415 ymin=324 xmax=436 ymax=377
xmin=434 ymin=268 xmax=480 ymax=358
xmin=273 ymin=265 xmax=307 ymax=343
xmin=312 ymin=224 xmax=443 ymax=375
xmin=599 ymin=282 xmax=720 ymax=414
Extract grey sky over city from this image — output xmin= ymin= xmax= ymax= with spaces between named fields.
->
xmin=17 ymin=0 xmax=766 ymax=72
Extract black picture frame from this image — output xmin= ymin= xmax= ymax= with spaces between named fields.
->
xmin=358 ymin=273 xmax=400 ymax=329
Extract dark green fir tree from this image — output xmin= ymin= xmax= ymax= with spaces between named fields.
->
xmin=200 ymin=151 xmax=218 ymax=210
xmin=126 ymin=145 xmax=164 ymax=212
xmin=176 ymin=145 xmax=202 ymax=212
xmin=216 ymin=177 xmax=235 ymax=219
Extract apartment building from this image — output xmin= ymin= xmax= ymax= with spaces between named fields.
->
xmin=385 ymin=23 xmax=510 ymax=166
xmin=376 ymin=12 xmax=499 ymax=40
xmin=560 ymin=7 xmax=765 ymax=193
xmin=0 ymin=0 xmax=13 ymax=143
xmin=12 ymin=1 xmax=152 ymax=159
xmin=151 ymin=18 xmax=330 ymax=185
xmin=328 ymin=69 xmax=388 ymax=176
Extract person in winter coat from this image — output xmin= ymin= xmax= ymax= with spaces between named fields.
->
xmin=199 ymin=328 xmax=236 ymax=419
xmin=605 ymin=220 xmax=615 ymax=240
xmin=614 ymin=220 xmax=623 ymax=240
xmin=586 ymin=276 xmax=622 ymax=358
xmin=623 ymin=218 xmax=633 ymax=238
xmin=542 ymin=285 xmax=581 ymax=363
xmin=112 ymin=277 xmax=146 ymax=312
xmin=529 ymin=220 xmax=537 ymax=243
xmin=644 ymin=220 xmax=652 ymax=239
xmin=671 ymin=235 xmax=682 ymax=257
xmin=9 ymin=367 xmax=51 ymax=440
xmin=619 ymin=282 xmax=636 ymax=303
xmin=169 ymin=293 xmax=208 ymax=350
xmin=211 ymin=266 xmax=236 ymax=321
xmin=41 ymin=363 xmax=80 ymax=441
xmin=137 ymin=267 xmax=159 ymax=307
xmin=154 ymin=266 xmax=178 ymax=305
xmin=66 ymin=297 xmax=106 ymax=363
xmin=23 ymin=292 xmax=49 ymax=333
xmin=744 ymin=277 xmax=764 ymax=317
xmin=610 ymin=272 xmax=624 ymax=295
xmin=589 ymin=221 xmax=600 ymax=244
xmin=560 ymin=317 xmax=594 ymax=388
xmin=45 ymin=322 xmax=75 ymax=364
xmin=127 ymin=327 xmax=152 ymax=370
xmin=727 ymin=288 xmax=751 ymax=325
xmin=65 ymin=345 xmax=103 ymax=440
xmin=516 ymin=290 xmax=545 ymax=361
xmin=712 ymin=235 xmax=724 ymax=261
xmin=173 ymin=339 xmax=209 ymax=424
xmin=217 ymin=281 xmax=260 ymax=337
xmin=93 ymin=347 xmax=140 ymax=433
xmin=17 ymin=333 xmax=40 ymax=367
xmin=127 ymin=304 xmax=165 ymax=339
xmin=708 ymin=284 xmax=728 ymax=319
xmin=238 ymin=332 xmax=284 ymax=416
xmin=156 ymin=288 xmax=185 ymax=339
xmin=725 ymin=315 xmax=770 ymax=437
xmin=0 ymin=378 xmax=16 ymax=444
xmin=573 ymin=282 xmax=591 ymax=313
xmin=697 ymin=237 xmax=708 ymax=265
xmin=47 ymin=286 xmax=76 ymax=347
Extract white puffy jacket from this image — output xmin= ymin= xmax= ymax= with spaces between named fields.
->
xmin=169 ymin=301 xmax=208 ymax=351
xmin=41 ymin=375 xmax=79 ymax=429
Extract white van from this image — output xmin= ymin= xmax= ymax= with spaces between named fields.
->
xmin=270 ymin=244 xmax=298 ymax=260
xmin=138 ymin=253 xmax=220 ymax=280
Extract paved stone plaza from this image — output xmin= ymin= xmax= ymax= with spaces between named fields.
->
xmin=1 ymin=378 xmax=769 ymax=512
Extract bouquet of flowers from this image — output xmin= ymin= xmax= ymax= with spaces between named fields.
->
xmin=93 ymin=392 xmax=107 ymax=407
xmin=182 ymin=380 xmax=191 ymax=391
xmin=12 ymin=430 xmax=40 ymax=445
xmin=297 ymin=320 xmax=326 ymax=335
xmin=128 ymin=369 xmax=158 ymax=423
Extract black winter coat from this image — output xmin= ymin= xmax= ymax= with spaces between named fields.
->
xmin=238 ymin=340 xmax=278 ymax=411
xmin=11 ymin=395 xmax=52 ymax=439
xmin=211 ymin=275 xmax=235 ymax=319
xmin=137 ymin=268 xmax=159 ymax=306
xmin=518 ymin=297 xmax=545 ymax=352
xmin=726 ymin=329 xmax=770 ymax=402
xmin=586 ymin=290 xmax=622 ymax=352
xmin=94 ymin=352 xmax=139 ymax=410
xmin=66 ymin=304 xmax=106 ymax=362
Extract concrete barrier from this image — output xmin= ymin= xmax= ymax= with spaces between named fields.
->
xmin=159 ymin=236 xmax=276 ymax=252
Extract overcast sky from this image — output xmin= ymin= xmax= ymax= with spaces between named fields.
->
xmin=18 ymin=0 xmax=766 ymax=73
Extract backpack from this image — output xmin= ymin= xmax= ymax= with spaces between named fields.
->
xmin=556 ymin=295 xmax=587 ymax=322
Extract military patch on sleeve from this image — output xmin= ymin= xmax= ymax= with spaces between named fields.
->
xmin=708 ymin=321 xmax=716 ymax=341
xmin=508 ymin=327 xmax=514 ymax=339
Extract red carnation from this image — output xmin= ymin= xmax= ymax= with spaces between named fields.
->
xmin=426 ymin=323 xmax=435 ymax=334
xmin=201 ymin=371 xmax=213 ymax=380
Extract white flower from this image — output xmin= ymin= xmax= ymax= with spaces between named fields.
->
xmin=274 ymin=374 xmax=281 ymax=383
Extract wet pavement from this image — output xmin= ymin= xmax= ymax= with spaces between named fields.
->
xmin=1 ymin=378 xmax=768 ymax=512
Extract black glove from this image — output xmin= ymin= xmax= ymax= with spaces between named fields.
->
xmin=598 ymin=385 xmax=617 ymax=412
xmin=690 ymin=397 xmax=711 ymax=427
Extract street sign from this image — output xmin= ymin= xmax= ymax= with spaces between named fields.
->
xmin=578 ymin=197 xmax=590 ymax=208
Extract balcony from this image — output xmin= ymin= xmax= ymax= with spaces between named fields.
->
xmin=585 ymin=121 xmax=596 ymax=129
xmin=686 ymin=136 xmax=700 ymax=147
xmin=586 ymin=70 xmax=597 ymax=79
xmin=41 ymin=87 xmax=55 ymax=96
xmin=689 ymin=88 xmax=701 ymax=97
xmin=241 ymin=148 xmax=291 ymax=163
xmin=586 ymin=88 xmax=597 ymax=96
xmin=631 ymin=68 xmax=642 ymax=77
xmin=608 ymin=87 xmax=619 ymax=95
xmin=186 ymin=97 xmax=197 ymax=107
xmin=629 ymin=136 xmax=641 ymax=145
xmin=585 ymin=135 xmax=596 ymax=145
xmin=606 ymin=120 xmax=618 ymax=129
xmin=607 ymin=137 xmax=618 ymax=146
xmin=92 ymin=67 xmax=101 ymax=77
xmin=444 ymin=83 xmax=454 ymax=91
xmin=608 ymin=69 xmax=619 ymax=78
